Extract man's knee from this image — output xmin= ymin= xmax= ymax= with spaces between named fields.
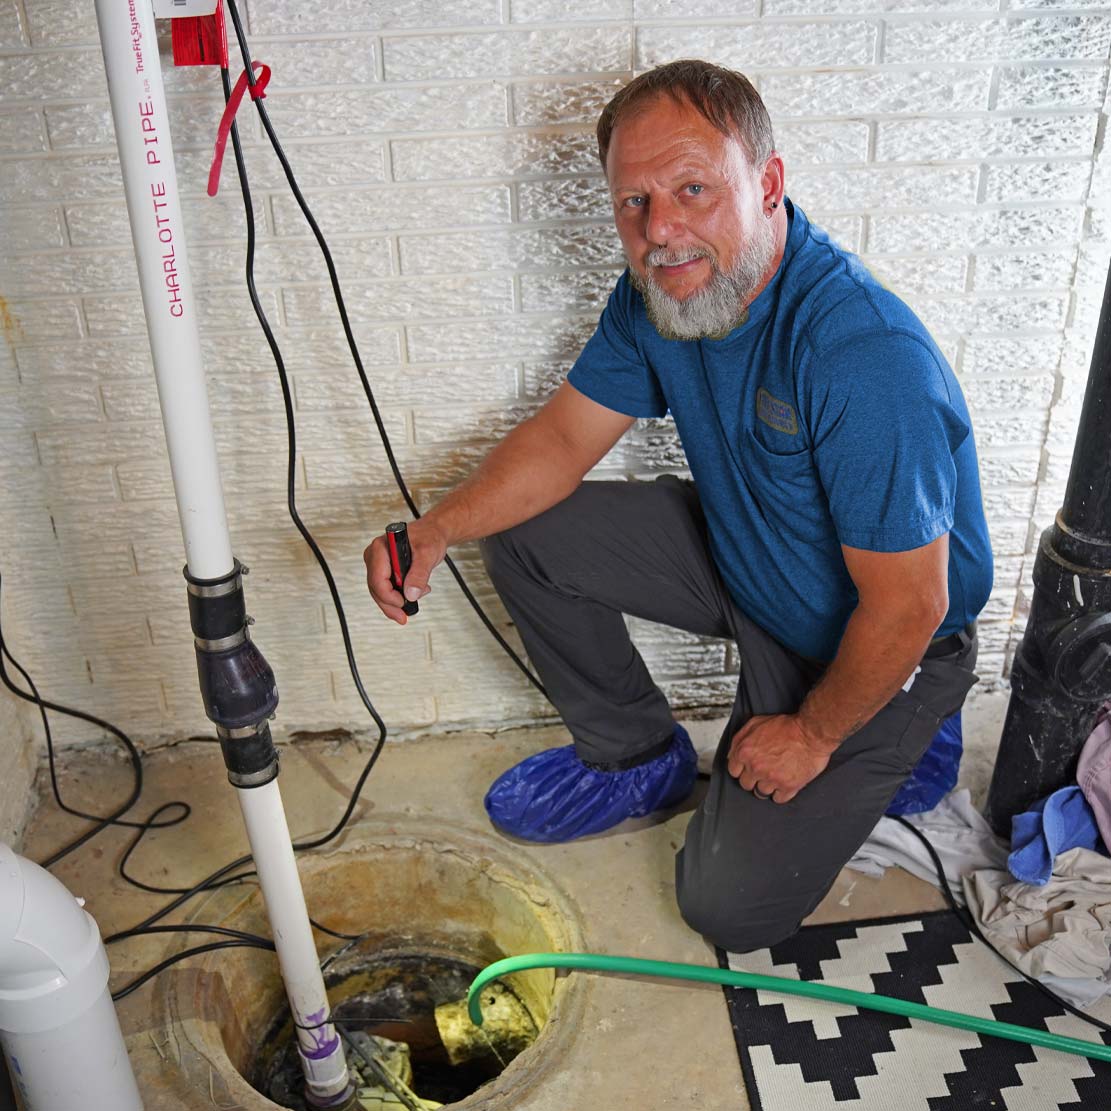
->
xmin=479 ymin=491 xmax=575 ymax=571
xmin=676 ymin=881 xmax=801 ymax=953
xmin=675 ymin=850 xmax=808 ymax=953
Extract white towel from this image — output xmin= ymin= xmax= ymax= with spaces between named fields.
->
xmin=846 ymin=788 xmax=1009 ymax=905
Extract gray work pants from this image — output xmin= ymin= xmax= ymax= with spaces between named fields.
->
xmin=480 ymin=477 xmax=978 ymax=952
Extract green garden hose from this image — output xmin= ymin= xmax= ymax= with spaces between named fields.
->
xmin=467 ymin=952 xmax=1111 ymax=1063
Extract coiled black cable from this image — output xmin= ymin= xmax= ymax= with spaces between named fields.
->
xmin=215 ymin=58 xmax=395 ymax=853
xmin=222 ymin=0 xmax=548 ymax=702
xmin=105 ymin=61 xmax=399 ymax=948
xmin=103 ymin=4 xmax=562 ymax=962
xmin=106 ymin=4 xmax=564 ymax=949
xmin=0 ymin=572 xmax=190 ymax=868
xmin=111 ymin=939 xmax=276 ymax=1003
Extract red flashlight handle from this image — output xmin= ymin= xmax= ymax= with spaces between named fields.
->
xmin=386 ymin=522 xmax=418 ymax=616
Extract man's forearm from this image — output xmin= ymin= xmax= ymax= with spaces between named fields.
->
xmin=795 ymin=603 xmax=940 ymax=753
xmin=421 ymin=415 xmax=586 ymax=547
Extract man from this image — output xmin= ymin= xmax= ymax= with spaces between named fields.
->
xmin=365 ymin=60 xmax=993 ymax=953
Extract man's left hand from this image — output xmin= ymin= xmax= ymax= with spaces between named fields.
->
xmin=727 ymin=714 xmax=835 ymax=804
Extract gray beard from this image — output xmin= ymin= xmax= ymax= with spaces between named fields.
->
xmin=628 ymin=220 xmax=777 ymax=341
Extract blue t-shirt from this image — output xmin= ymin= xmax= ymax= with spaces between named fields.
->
xmin=568 ymin=198 xmax=993 ymax=661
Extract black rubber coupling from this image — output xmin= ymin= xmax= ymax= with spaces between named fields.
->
xmin=184 ymin=559 xmax=279 ymax=731
xmin=217 ymin=719 xmax=279 ymax=789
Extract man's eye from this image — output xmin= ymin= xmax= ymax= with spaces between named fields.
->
xmin=686 ymin=184 xmax=704 ymax=195
xmin=623 ymin=196 xmax=645 ymax=208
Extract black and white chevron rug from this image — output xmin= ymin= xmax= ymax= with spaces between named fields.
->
xmin=717 ymin=910 xmax=1111 ymax=1110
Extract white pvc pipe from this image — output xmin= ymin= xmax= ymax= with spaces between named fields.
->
xmin=238 ymin=783 xmax=350 ymax=1102
xmin=94 ymin=0 xmax=232 ymax=580
xmin=0 ymin=843 xmax=143 ymax=1110
xmin=94 ymin=3 xmax=351 ymax=1105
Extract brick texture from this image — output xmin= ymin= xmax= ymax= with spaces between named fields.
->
xmin=2 ymin=0 xmax=1108 ymax=767
xmin=0 ymin=687 xmax=35 ymax=846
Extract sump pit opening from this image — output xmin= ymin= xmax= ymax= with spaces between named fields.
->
xmin=159 ymin=825 xmax=584 ymax=1110
xmin=256 ymin=945 xmax=538 ymax=1109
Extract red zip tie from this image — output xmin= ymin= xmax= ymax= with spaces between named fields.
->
xmin=207 ymin=61 xmax=271 ymax=198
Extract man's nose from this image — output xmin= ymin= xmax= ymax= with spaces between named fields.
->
xmin=644 ymin=194 xmax=684 ymax=246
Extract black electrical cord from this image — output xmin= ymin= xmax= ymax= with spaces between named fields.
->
xmin=309 ymin=918 xmax=366 ymax=942
xmin=13 ymin=4 xmax=554 ymax=981
xmin=110 ymin=939 xmax=276 ymax=1003
xmin=108 ymin=927 xmax=368 ymax=1006
xmin=0 ymin=573 xmax=190 ymax=869
xmin=221 ymin=0 xmax=549 ymax=704
xmin=109 ymin=923 xmax=273 ymax=946
xmin=0 ymin=573 xmax=292 ymax=962
xmin=892 ymin=813 xmax=1111 ymax=1038
xmin=7 ymin=1 xmax=550 ymax=1009
xmin=102 ymin=54 xmax=409 ymax=951
xmin=117 ymin=819 xmax=361 ymax=939
xmin=215 ymin=59 xmax=392 ymax=854
xmin=116 ymin=801 xmax=216 ymax=895
xmin=105 ymin=4 xmax=563 ymax=971
xmin=0 ymin=581 xmax=279 ymax=958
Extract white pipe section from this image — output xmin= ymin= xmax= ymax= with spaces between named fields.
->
xmin=94 ymin=0 xmax=232 ymax=580
xmin=93 ymin=3 xmax=351 ymax=1105
xmin=0 ymin=843 xmax=143 ymax=1110
xmin=238 ymin=782 xmax=349 ymax=1101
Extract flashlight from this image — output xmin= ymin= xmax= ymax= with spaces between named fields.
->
xmin=385 ymin=522 xmax=419 ymax=617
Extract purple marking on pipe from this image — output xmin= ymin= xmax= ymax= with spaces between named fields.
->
xmin=301 ymin=1033 xmax=341 ymax=1060
xmin=298 ymin=1007 xmax=341 ymax=1059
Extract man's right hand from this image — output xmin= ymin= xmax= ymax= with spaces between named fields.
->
xmin=364 ymin=517 xmax=448 ymax=625
xmin=363 ymin=384 xmax=635 ymax=625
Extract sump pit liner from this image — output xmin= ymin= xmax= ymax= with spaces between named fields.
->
xmin=157 ymin=822 xmax=584 ymax=1110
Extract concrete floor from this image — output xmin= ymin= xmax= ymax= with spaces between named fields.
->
xmin=17 ymin=690 xmax=1010 ymax=1110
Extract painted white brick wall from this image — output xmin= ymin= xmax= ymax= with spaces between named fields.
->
xmin=0 ymin=591 xmax=37 ymax=839
xmin=0 ymin=0 xmax=1108 ymax=759
xmin=0 ymin=681 xmax=37 ymax=846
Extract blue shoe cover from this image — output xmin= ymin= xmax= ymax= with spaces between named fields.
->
xmin=484 ymin=725 xmax=697 ymax=843
xmin=886 ymin=712 xmax=964 ymax=817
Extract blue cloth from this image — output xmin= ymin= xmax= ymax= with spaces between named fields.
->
xmin=1008 ymin=786 xmax=1106 ymax=886
xmin=886 ymin=712 xmax=964 ymax=817
xmin=484 ymin=725 xmax=697 ymax=843
xmin=568 ymin=199 xmax=993 ymax=662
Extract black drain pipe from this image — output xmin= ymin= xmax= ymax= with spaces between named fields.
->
xmin=984 ymin=257 xmax=1111 ymax=836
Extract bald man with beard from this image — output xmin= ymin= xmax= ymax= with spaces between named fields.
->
xmin=365 ymin=60 xmax=993 ymax=954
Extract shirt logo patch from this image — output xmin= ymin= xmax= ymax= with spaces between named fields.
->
xmin=756 ymin=388 xmax=798 ymax=435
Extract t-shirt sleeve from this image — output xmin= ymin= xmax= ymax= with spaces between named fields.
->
xmin=808 ymin=330 xmax=970 ymax=552
xmin=567 ymin=270 xmax=668 ymax=418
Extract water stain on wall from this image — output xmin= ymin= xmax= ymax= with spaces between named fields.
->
xmin=0 ymin=295 xmax=23 ymax=354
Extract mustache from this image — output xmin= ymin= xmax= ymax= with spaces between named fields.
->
xmin=645 ymin=245 xmax=716 ymax=268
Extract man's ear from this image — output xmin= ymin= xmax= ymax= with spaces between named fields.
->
xmin=761 ymin=152 xmax=785 ymax=210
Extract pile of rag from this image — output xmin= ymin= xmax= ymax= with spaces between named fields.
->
xmin=848 ymin=702 xmax=1111 ymax=1009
